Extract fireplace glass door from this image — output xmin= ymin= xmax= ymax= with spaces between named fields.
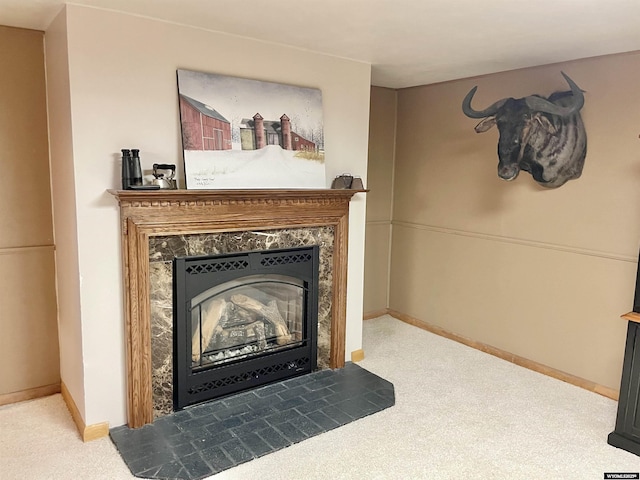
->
xmin=174 ymin=247 xmax=318 ymax=410
xmin=191 ymin=274 xmax=305 ymax=369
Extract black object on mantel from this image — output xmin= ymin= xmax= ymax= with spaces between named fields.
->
xmin=608 ymin=253 xmax=640 ymax=457
xmin=121 ymin=149 xmax=131 ymax=189
xmin=120 ymin=148 xmax=144 ymax=189
xmin=129 ymin=149 xmax=143 ymax=187
xmin=129 ymin=185 xmax=160 ymax=190
xmin=331 ymin=173 xmax=364 ymax=190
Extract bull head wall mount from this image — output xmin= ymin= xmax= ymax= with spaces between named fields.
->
xmin=462 ymin=72 xmax=587 ymax=188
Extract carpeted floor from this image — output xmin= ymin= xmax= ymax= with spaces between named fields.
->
xmin=2 ymin=314 xmax=640 ymax=479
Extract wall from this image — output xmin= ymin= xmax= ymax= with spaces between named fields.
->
xmin=389 ymin=54 xmax=640 ymax=391
xmin=45 ymin=8 xmax=85 ymax=417
xmin=45 ymin=5 xmax=370 ymax=427
xmin=0 ymin=26 xmax=59 ymax=398
xmin=364 ymin=87 xmax=396 ymax=314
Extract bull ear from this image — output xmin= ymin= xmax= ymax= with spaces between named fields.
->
xmin=533 ymin=114 xmax=557 ymax=135
xmin=474 ymin=116 xmax=496 ymax=133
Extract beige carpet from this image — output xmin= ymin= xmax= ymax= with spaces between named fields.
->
xmin=2 ymin=314 xmax=640 ymax=479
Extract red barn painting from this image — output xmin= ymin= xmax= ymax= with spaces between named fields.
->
xmin=179 ymin=94 xmax=232 ymax=150
xmin=177 ymin=69 xmax=325 ymax=189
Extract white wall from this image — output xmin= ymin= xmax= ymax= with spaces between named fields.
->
xmin=46 ymin=5 xmax=370 ymax=426
xmin=45 ymin=10 xmax=86 ymax=416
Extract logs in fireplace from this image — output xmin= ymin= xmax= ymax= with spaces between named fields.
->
xmin=173 ymin=246 xmax=319 ymax=410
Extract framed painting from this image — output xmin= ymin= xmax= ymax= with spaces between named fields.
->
xmin=177 ymin=69 xmax=326 ymax=189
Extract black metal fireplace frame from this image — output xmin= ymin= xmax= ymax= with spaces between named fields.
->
xmin=173 ymin=246 xmax=319 ymax=410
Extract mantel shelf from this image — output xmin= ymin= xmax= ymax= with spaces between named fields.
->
xmin=108 ymin=188 xmax=367 ymax=205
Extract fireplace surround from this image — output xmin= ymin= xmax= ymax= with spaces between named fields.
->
xmin=109 ymin=188 xmax=362 ymax=428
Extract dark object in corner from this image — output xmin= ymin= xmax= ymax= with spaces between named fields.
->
xmin=633 ymin=255 xmax=640 ymax=314
xmin=608 ymin=250 xmax=640 ymax=457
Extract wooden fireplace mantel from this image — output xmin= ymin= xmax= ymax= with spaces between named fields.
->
xmin=109 ymin=188 xmax=364 ymax=427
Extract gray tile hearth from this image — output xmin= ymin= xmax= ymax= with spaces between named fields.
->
xmin=110 ymin=363 xmax=395 ymax=480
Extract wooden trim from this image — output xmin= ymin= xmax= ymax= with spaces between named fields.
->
xmin=351 ymin=349 xmax=365 ymax=362
xmin=387 ymin=309 xmax=619 ymax=401
xmin=60 ymin=382 xmax=110 ymax=442
xmin=110 ymin=189 xmax=363 ymax=427
xmin=108 ymin=188 xmax=367 ymax=204
xmin=60 ymin=382 xmax=84 ymax=438
xmin=0 ymin=383 xmax=60 ymax=407
xmin=83 ymin=422 xmax=110 ymax=442
xmin=0 ymin=244 xmax=55 ymax=256
xmin=621 ymin=311 xmax=640 ymax=324
xmin=363 ymin=308 xmax=390 ymax=320
xmin=330 ymin=212 xmax=349 ymax=370
xmin=391 ymin=220 xmax=636 ymax=264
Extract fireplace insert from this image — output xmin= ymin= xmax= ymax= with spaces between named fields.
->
xmin=173 ymin=246 xmax=319 ymax=410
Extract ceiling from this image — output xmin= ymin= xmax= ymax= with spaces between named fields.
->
xmin=3 ymin=0 xmax=640 ymax=88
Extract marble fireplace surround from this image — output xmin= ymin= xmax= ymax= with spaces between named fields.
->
xmin=109 ymin=189 xmax=361 ymax=428
xmin=150 ymin=226 xmax=333 ymax=419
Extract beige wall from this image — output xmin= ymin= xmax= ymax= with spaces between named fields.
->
xmin=45 ymin=5 xmax=370 ymax=426
xmin=364 ymin=87 xmax=396 ymax=314
xmin=386 ymin=54 xmax=640 ymax=390
xmin=0 ymin=26 xmax=59 ymax=396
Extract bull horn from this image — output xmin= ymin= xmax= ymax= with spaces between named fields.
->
xmin=462 ymin=86 xmax=508 ymax=119
xmin=524 ymin=72 xmax=584 ymax=117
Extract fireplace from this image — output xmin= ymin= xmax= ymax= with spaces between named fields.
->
xmin=109 ymin=188 xmax=362 ymax=428
xmin=173 ymin=246 xmax=319 ymax=409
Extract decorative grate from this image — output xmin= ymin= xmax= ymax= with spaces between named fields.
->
xmin=187 ymin=357 xmax=311 ymax=395
xmin=261 ymin=253 xmax=312 ymax=267
xmin=186 ymin=260 xmax=249 ymax=275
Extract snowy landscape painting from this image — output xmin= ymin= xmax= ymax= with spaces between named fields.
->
xmin=177 ymin=69 xmax=326 ymax=189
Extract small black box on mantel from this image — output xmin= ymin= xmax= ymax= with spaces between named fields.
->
xmin=330 ymin=174 xmax=364 ymax=190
